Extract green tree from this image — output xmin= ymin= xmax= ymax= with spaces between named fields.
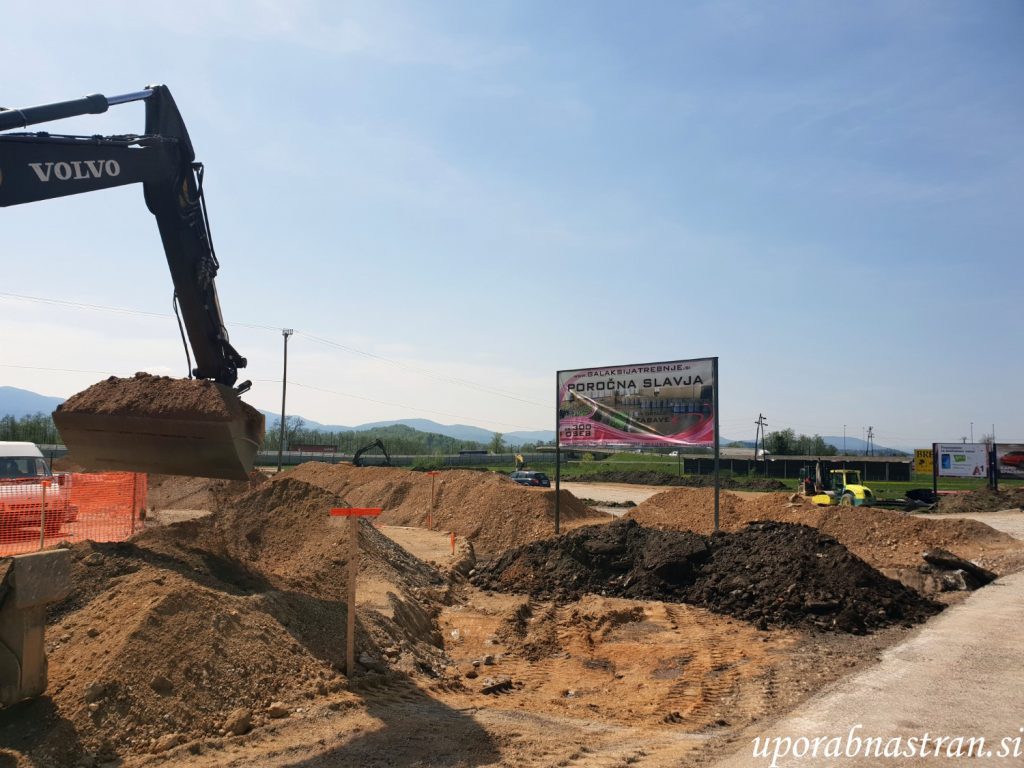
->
xmin=489 ymin=432 xmax=505 ymax=454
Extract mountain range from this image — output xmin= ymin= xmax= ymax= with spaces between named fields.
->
xmin=0 ymin=386 xmax=553 ymax=447
xmin=1 ymin=386 xmax=910 ymax=453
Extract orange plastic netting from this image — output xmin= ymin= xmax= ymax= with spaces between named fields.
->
xmin=0 ymin=472 xmax=146 ymax=556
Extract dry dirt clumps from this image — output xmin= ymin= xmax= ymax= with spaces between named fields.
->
xmin=472 ymin=519 xmax=941 ymax=634
xmin=35 ymin=478 xmax=450 ymax=763
xmin=937 ymin=487 xmax=1024 ymax=514
xmin=57 ymin=372 xmax=263 ymax=430
xmin=284 ymin=462 xmax=610 ymax=557
xmin=146 ymin=471 xmax=266 ymax=512
xmin=627 ymin=487 xmax=1024 ymax=572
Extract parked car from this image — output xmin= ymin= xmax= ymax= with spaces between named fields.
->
xmin=1000 ymin=451 xmax=1024 ymax=469
xmin=510 ymin=471 xmax=551 ymax=488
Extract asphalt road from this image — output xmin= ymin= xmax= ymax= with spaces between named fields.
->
xmin=712 ymin=510 xmax=1024 ymax=768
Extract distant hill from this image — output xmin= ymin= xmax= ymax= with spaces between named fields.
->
xmin=0 ymin=386 xmax=65 ymax=418
xmin=261 ymin=413 xmax=554 ymax=447
xmin=0 ymin=388 xmax=558 ymax=447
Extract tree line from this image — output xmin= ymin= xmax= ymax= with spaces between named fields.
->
xmin=1 ymin=412 xmax=498 ymax=456
xmin=0 ymin=412 xmax=61 ymax=444
xmin=764 ymin=428 xmax=838 ymax=456
xmin=263 ymin=417 xmax=490 ymax=455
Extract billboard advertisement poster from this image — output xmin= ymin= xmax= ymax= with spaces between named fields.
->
xmin=913 ymin=449 xmax=933 ymax=474
xmin=934 ymin=443 xmax=988 ymax=478
xmin=996 ymin=444 xmax=1024 ymax=479
xmin=557 ymin=358 xmax=716 ymax=449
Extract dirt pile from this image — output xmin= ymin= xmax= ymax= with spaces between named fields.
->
xmin=627 ymin=488 xmax=1024 ymax=572
xmin=472 ymin=518 xmax=942 ymax=634
xmin=39 ymin=478 xmax=449 ymax=762
xmin=571 ymin=470 xmax=786 ymax=490
xmin=285 ymin=462 xmax=610 ymax=556
xmin=146 ymin=471 xmax=266 ymax=512
xmin=936 ymin=487 xmax=1024 ymax=514
xmin=57 ymin=372 xmax=263 ymax=431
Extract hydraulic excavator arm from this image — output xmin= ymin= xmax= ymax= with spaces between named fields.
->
xmin=0 ymin=86 xmax=246 ymax=388
xmin=0 ymin=87 xmax=262 ymax=479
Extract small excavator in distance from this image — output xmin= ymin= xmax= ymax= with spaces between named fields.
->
xmin=352 ymin=439 xmax=392 ymax=467
xmin=0 ymin=86 xmax=262 ymax=479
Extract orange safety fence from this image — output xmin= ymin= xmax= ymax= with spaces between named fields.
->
xmin=0 ymin=472 xmax=147 ymax=556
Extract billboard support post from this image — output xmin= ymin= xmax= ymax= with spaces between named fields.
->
xmin=713 ymin=357 xmax=720 ymax=532
xmin=554 ymin=377 xmax=561 ymax=536
xmin=932 ymin=442 xmax=938 ymax=498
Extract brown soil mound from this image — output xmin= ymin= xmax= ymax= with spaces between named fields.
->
xmin=284 ymin=462 xmax=610 ymax=557
xmin=40 ymin=478 xmax=448 ymax=763
xmin=51 ymin=456 xmax=86 ymax=472
xmin=146 ymin=471 xmax=266 ymax=511
xmin=936 ymin=487 xmax=1024 ymax=514
xmin=627 ymin=488 xmax=1024 ymax=572
xmin=473 ymin=518 xmax=942 ymax=633
xmin=571 ymin=470 xmax=787 ymax=490
xmin=57 ymin=372 xmax=263 ymax=431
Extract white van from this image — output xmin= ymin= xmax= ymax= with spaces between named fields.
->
xmin=0 ymin=442 xmax=75 ymax=537
xmin=0 ymin=442 xmax=52 ymax=479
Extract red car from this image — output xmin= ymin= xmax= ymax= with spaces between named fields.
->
xmin=1000 ymin=451 xmax=1024 ymax=469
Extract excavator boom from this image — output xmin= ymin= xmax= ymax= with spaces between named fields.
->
xmin=1 ymin=87 xmax=262 ymax=479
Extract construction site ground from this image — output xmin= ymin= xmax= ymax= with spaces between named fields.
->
xmin=2 ymin=468 xmax=1022 ymax=768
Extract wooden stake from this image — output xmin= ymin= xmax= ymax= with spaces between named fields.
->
xmin=329 ymin=507 xmax=381 ymax=678
xmin=347 ymin=515 xmax=358 ymax=677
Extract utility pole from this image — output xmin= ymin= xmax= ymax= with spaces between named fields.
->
xmin=754 ymin=414 xmax=767 ymax=468
xmin=843 ymin=425 xmax=846 ymax=455
xmin=277 ymin=329 xmax=294 ymax=472
xmin=970 ymin=422 xmax=974 ymax=443
xmin=866 ymin=426 xmax=874 ymax=456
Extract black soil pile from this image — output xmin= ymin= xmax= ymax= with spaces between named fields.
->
xmin=472 ymin=519 xmax=942 ymax=634
xmin=572 ymin=470 xmax=786 ymax=490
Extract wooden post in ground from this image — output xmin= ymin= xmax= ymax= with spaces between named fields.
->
xmin=426 ymin=470 xmax=440 ymax=529
xmin=329 ymin=507 xmax=382 ymax=677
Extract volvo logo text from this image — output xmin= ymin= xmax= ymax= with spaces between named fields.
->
xmin=28 ymin=160 xmax=121 ymax=182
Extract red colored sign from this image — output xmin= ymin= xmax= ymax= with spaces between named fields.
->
xmin=426 ymin=471 xmax=440 ymax=476
xmin=329 ymin=507 xmax=382 ymax=517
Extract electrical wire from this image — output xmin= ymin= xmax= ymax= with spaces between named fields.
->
xmin=0 ymin=291 xmax=549 ymax=407
xmin=253 ymin=379 xmax=541 ymax=432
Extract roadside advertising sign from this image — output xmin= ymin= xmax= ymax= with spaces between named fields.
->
xmin=933 ymin=443 xmax=988 ymax=478
xmin=913 ymin=449 xmax=933 ymax=474
xmin=557 ymin=358 xmax=716 ymax=449
xmin=995 ymin=444 xmax=1024 ymax=479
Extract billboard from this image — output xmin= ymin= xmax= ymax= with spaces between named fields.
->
xmin=996 ymin=444 xmax=1024 ymax=479
xmin=933 ymin=443 xmax=988 ymax=478
xmin=557 ymin=358 xmax=716 ymax=449
xmin=913 ymin=449 xmax=934 ymax=474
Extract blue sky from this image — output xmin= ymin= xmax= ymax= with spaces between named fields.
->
xmin=2 ymin=0 xmax=1021 ymax=448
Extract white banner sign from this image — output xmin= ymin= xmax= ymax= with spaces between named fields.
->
xmin=933 ymin=443 xmax=988 ymax=478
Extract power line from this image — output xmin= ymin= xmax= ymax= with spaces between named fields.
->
xmin=295 ymin=331 xmax=548 ymax=408
xmin=0 ymin=363 xmax=542 ymax=433
xmin=0 ymin=291 xmax=548 ymax=408
xmin=255 ymin=379 xmax=539 ymax=432
xmin=0 ymin=363 xmax=117 ymax=376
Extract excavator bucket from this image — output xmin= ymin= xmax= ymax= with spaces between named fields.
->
xmin=52 ymin=374 xmax=264 ymax=480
